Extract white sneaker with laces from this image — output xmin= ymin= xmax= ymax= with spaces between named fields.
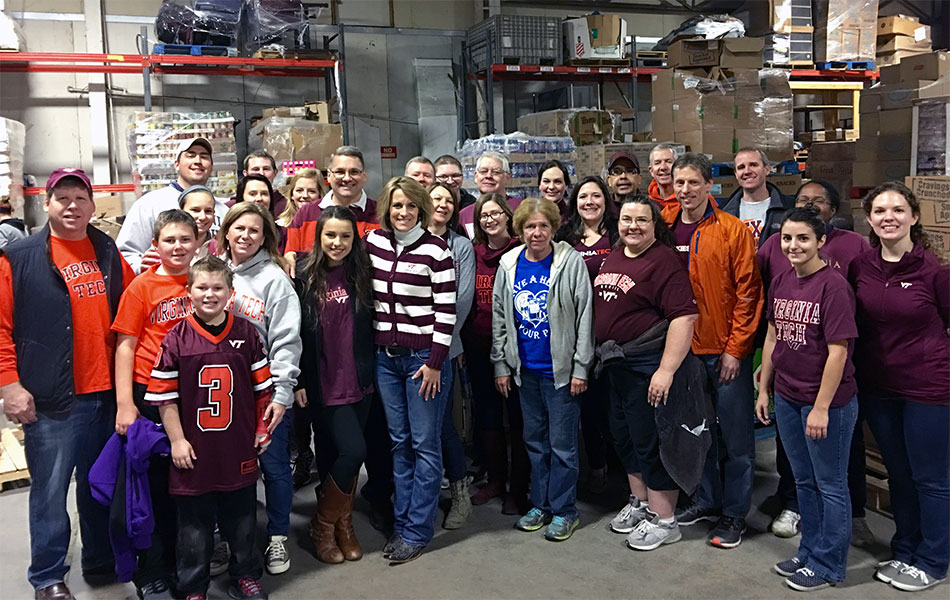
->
xmin=609 ymin=496 xmax=649 ymax=534
xmin=890 ymin=565 xmax=946 ymax=592
xmin=265 ymin=534 xmax=290 ymax=575
xmin=771 ymin=509 xmax=801 ymax=538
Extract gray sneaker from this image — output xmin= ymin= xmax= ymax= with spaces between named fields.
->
xmin=875 ymin=559 xmax=910 ymax=584
xmin=625 ymin=517 xmax=681 ymax=551
xmin=890 ymin=565 xmax=946 ymax=592
xmin=609 ymin=495 xmax=649 ymax=534
xmin=210 ymin=541 xmax=230 ymax=577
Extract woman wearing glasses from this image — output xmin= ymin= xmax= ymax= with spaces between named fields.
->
xmin=462 ymin=193 xmax=531 ymax=515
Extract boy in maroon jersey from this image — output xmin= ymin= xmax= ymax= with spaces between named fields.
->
xmin=145 ymin=256 xmax=273 ymax=600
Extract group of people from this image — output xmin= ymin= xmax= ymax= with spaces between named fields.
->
xmin=0 ymin=137 xmax=946 ymax=600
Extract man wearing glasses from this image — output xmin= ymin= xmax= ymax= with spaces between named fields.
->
xmin=284 ymin=145 xmax=380 ymax=265
xmin=433 ymin=155 xmax=477 ymax=209
xmin=605 ymin=151 xmax=642 ymax=216
xmin=458 ymin=152 xmax=516 ymax=239
xmin=719 ymin=147 xmax=794 ymax=248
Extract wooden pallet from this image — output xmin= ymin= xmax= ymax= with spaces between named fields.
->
xmin=797 ymin=129 xmax=858 ymax=143
xmin=635 ymin=50 xmax=667 ymax=58
xmin=253 ymin=48 xmax=337 ymax=61
xmin=0 ymin=426 xmax=29 ymax=487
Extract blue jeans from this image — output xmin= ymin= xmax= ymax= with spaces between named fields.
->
xmin=864 ymin=396 xmax=949 ymax=579
xmin=775 ymin=393 xmax=857 ymax=583
xmin=695 ymin=354 xmax=755 ymax=518
xmin=23 ymin=392 xmax=115 ymax=589
xmin=440 ymin=366 xmax=468 ymax=483
xmin=376 ymin=349 xmax=451 ymax=546
xmin=519 ymin=370 xmax=581 ymax=520
xmin=259 ymin=409 xmax=292 ymax=536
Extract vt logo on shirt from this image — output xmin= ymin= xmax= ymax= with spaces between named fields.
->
xmin=901 ymin=282 xmax=912 ymax=289
xmin=229 ymin=340 xmax=245 ymax=348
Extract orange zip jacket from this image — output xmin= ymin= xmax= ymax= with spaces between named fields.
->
xmin=648 ymin=179 xmax=679 ymax=211
xmin=661 ymin=199 xmax=764 ymax=359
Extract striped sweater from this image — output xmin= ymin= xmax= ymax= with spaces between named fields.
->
xmin=366 ymin=229 xmax=457 ymax=369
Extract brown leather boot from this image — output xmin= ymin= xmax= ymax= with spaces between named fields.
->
xmin=310 ymin=483 xmax=344 ymax=564
xmin=334 ymin=477 xmax=363 ymax=561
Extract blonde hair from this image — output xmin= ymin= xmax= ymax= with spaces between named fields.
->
xmin=375 ymin=176 xmax=433 ymax=231
xmin=512 ymin=197 xmax=560 ymax=238
xmin=278 ymin=168 xmax=326 ymax=225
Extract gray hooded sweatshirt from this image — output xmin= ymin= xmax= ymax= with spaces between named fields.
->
xmin=227 ymin=249 xmax=302 ymax=407
xmin=491 ymin=240 xmax=594 ymax=389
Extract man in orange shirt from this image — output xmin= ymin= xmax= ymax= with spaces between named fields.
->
xmin=0 ymin=168 xmax=135 ymax=600
xmin=646 ymin=143 xmax=679 ymax=211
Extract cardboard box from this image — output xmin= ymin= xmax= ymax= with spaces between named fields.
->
xmin=925 ymin=226 xmax=950 ymax=262
xmin=259 ymin=101 xmax=331 ymax=123
xmin=93 ymin=195 xmax=124 ymax=219
xmin=710 ymin=174 xmax=802 ymax=199
xmin=877 ymin=36 xmax=931 ymax=54
xmin=879 ymin=107 xmax=914 ymax=136
xmin=919 ymin=77 xmax=950 ymax=100
xmin=880 ymin=84 xmax=921 ymax=110
xmin=877 ymin=15 xmax=930 ymax=40
xmin=807 ymin=161 xmax=853 ymax=179
xmin=860 ymin=90 xmax=882 ymax=113
xmin=516 ymin=109 xmax=616 ymax=146
xmin=668 ymin=39 xmax=720 ymax=69
xmin=856 ymin=135 xmax=912 ymax=162
xmin=879 ymin=64 xmax=901 ymax=85
xmin=899 ymin=51 xmax=949 ymax=83
xmin=250 ymin=117 xmax=343 ymax=170
xmin=852 ymin=160 xmax=910 ymax=187
xmin=720 ymin=38 xmax=765 ymax=69
xmin=808 ymin=141 xmax=856 ymax=162
xmin=563 ymin=14 xmax=627 ymax=60
xmin=905 ymin=176 xmax=950 ymax=227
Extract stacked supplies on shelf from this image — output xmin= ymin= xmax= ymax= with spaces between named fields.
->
xmin=0 ymin=116 xmax=25 ymax=218
xmin=876 ymin=15 xmax=932 ymax=67
xmin=459 ymin=134 xmax=575 ymax=201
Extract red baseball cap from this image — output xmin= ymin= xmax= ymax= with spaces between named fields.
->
xmin=607 ymin=151 xmax=640 ymax=173
xmin=46 ymin=168 xmax=93 ymax=196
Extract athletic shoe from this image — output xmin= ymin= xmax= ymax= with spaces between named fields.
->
xmin=544 ymin=516 xmax=579 ymax=542
xmin=707 ymin=516 xmax=746 ymax=549
xmin=137 ymin=579 xmax=174 ymax=600
xmin=382 ymin=533 xmax=401 ymax=559
xmin=587 ymin=467 xmax=608 ymax=494
xmin=210 ymin=541 xmax=230 ymax=577
xmin=184 ymin=595 xmax=206 ymax=600
xmin=515 ymin=507 xmax=552 ymax=532
xmin=227 ymin=577 xmax=267 ymax=599
xmin=264 ymin=535 xmax=290 ymax=575
xmin=774 ymin=557 xmax=803 ymax=577
xmin=875 ymin=559 xmax=910 ymax=584
xmin=890 ymin=566 xmax=946 ymax=592
xmin=292 ymin=449 xmax=313 ymax=489
xmin=625 ymin=517 xmax=681 ymax=551
xmin=608 ymin=495 xmax=649 ymax=534
xmin=851 ymin=517 xmax=875 ymax=548
xmin=771 ymin=509 xmax=801 ymax=538
xmin=674 ymin=503 xmax=718 ymax=526
xmin=387 ymin=540 xmax=424 ymax=564
xmin=786 ymin=567 xmax=834 ymax=592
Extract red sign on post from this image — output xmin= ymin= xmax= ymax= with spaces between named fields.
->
xmin=380 ymin=146 xmax=397 ymax=159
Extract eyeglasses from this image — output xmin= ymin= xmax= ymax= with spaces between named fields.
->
xmin=479 ymin=210 xmax=506 ymax=222
xmin=609 ymin=167 xmax=639 ymax=176
xmin=436 ymin=173 xmax=463 ymax=182
xmin=619 ymin=216 xmax=653 ymax=226
xmin=330 ymin=168 xmax=364 ymax=179
xmin=798 ymin=197 xmax=831 ymax=207
xmin=476 ymin=168 xmax=506 ymax=177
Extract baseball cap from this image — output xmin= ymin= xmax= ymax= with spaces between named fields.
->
xmin=46 ymin=168 xmax=93 ymax=196
xmin=607 ymin=151 xmax=640 ymax=173
xmin=175 ymin=137 xmax=214 ymax=159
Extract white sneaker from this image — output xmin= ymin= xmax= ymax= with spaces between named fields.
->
xmin=608 ymin=495 xmax=649 ymax=534
xmin=209 ymin=541 xmax=230 ymax=577
xmin=890 ymin=565 xmax=947 ymax=592
xmin=265 ymin=535 xmax=290 ymax=575
xmin=771 ymin=509 xmax=801 ymax=538
xmin=625 ymin=517 xmax=681 ymax=551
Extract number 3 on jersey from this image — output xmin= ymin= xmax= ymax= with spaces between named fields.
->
xmin=198 ymin=365 xmax=234 ymax=431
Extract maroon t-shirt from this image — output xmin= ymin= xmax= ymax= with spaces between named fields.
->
xmin=319 ymin=265 xmax=365 ymax=406
xmin=758 ymin=227 xmax=870 ymax=286
xmin=671 ymin=219 xmax=700 ymax=264
xmin=574 ymin=234 xmax=612 ymax=283
xmin=462 ymin=237 xmax=521 ymax=349
xmin=767 ymin=265 xmax=858 ymax=407
xmin=593 ymin=243 xmax=698 ymax=344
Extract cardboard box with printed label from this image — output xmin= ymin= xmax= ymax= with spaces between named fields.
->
xmin=905 ymin=176 xmax=950 ymax=227
xmin=877 ymin=15 xmax=931 ymax=40
xmin=899 ymin=51 xmax=949 ymax=83
xmin=667 ymin=39 xmax=720 ymax=69
xmin=563 ymin=14 xmax=627 ymax=60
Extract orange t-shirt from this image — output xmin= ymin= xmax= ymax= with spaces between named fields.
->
xmin=111 ymin=266 xmax=193 ymax=384
xmin=0 ymin=236 xmax=135 ymax=392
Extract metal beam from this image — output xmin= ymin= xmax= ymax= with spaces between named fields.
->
xmin=501 ymin=0 xmax=700 ymax=14
xmin=82 ymin=0 xmax=113 ymax=187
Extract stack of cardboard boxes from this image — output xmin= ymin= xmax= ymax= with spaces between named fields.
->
xmin=814 ymin=0 xmax=879 ymax=64
xmin=905 ymin=176 xmax=950 ymax=262
xmin=516 ymin=109 xmax=619 ymax=146
xmin=248 ymin=101 xmax=343 ymax=175
xmin=876 ymin=15 xmax=932 ymax=67
xmin=563 ymin=13 xmax=627 ymax=61
xmin=854 ymin=51 xmax=949 ymax=187
xmin=806 ymin=141 xmax=855 ymax=209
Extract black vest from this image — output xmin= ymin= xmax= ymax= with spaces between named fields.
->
xmin=2 ymin=225 xmax=125 ymax=414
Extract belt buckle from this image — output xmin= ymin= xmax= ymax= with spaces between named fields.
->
xmin=385 ymin=345 xmax=409 ymax=358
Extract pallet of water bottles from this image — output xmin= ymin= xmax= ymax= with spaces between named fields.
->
xmin=709 ymin=160 xmax=802 ymax=178
xmin=458 ymin=133 xmax=577 ymax=190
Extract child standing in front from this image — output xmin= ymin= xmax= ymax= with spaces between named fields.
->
xmin=146 ymin=256 xmax=273 ymax=600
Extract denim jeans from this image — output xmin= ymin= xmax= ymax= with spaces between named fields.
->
xmin=775 ymin=393 xmax=857 ymax=583
xmin=440 ymin=366 xmax=468 ymax=483
xmin=376 ymin=349 xmax=451 ymax=547
xmin=258 ymin=409 xmax=292 ymax=536
xmin=23 ymin=392 xmax=115 ymax=589
xmin=695 ymin=354 xmax=755 ymax=518
xmin=519 ymin=370 xmax=581 ymax=520
xmin=864 ymin=396 xmax=949 ymax=579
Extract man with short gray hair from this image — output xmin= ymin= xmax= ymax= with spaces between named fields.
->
xmin=404 ymin=156 xmax=435 ymax=187
xmin=457 ymin=152 xmax=517 ymax=238
xmin=647 ymin=143 xmax=680 ymax=210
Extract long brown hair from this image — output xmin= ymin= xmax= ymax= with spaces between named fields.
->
xmin=217 ymin=202 xmax=285 ymax=268
xmin=472 ymin=192 xmax=515 ymax=247
xmin=861 ymin=181 xmax=933 ymax=255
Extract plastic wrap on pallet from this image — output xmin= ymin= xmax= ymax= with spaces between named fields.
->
xmin=248 ymin=117 xmax=343 ymax=173
xmin=0 ymin=117 xmax=26 ymax=218
xmin=245 ymin=0 xmax=308 ymax=54
xmin=458 ymin=134 xmax=575 ymax=190
xmin=915 ymin=100 xmax=949 ymax=176
xmin=128 ymin=111 xmax=239 ymax=198
xmin=0 ymin=9 xmax=26 ymax=51
xmin=654 ymin=15 xmax=745 ymax=51
xmin=814 ymin=0 xmax=879 ymax=62
xmin=155 ymin=0 xmax=242 ymax=47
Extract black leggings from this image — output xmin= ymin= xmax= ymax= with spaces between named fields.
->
xmin=313 ymin=397 xmax=371 ymax=485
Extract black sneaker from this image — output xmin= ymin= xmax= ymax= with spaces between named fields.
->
xmin=137 ymin=579 xmax=173 ymax=600
xmin=708 ymin=516 xmax=746 ymax=549
xmin=387 ymin=540 xmax=424 ymax=565
xmin=674 ymin=503 xmax=718 ymax=526
xmin=292 ymin=449 xmax=313 ymax=489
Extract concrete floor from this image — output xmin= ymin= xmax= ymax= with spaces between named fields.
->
xmin=0 ymin=439 xmax=944 ymax=600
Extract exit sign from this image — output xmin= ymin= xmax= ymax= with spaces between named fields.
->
xmin=381 ymin=146 xmax=397 ymax=159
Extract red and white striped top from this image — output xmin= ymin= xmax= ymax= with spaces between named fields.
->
xmin=366 ymin=229 xmax=457 ymax=369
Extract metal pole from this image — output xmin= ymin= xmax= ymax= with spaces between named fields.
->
xmin=84 ymin=0 xmax=112 ymax=185
xmin=139 ymin=25 xmax=152 ymax=111
xmin=486 ymin=40 xmax=494 ymax=134
xmin=457 ymin=40 xmax=466 ymax=145
xmin=337 ymin=22 xmax=348 ymax=144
